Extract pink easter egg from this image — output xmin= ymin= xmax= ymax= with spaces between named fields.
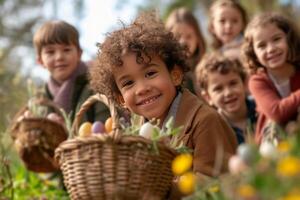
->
xmin=92 ymin=121 xmax=105 ymax=134
xmin=228 ymin=155 xmax=248 ymax=175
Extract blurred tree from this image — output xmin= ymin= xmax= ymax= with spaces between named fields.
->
xmin=0 ymin=0 xmax=44 ymax=132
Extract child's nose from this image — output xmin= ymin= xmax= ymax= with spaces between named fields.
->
xmin=267 ymin=43 xmax=276 ymax=53
xmin=135 ymin=82 xmax=150 ymax=95
xmin=55 ymin=51 xmax=64 ymax=60
xmin=224 ymin=22 xmax=232 ymax=31
xmin=224 ymin=87 xmax=232 ymax=96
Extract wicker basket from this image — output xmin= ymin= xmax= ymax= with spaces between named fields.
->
xmin=55 ymin=94 xmax=177 ymax=200
xmin=10 ymin=99 xmax=68 ymax=173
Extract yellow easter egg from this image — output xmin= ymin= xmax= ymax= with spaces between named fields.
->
xmin=172 ymin=153 xmax=193 ymax=175
xmin=178 ymin=172 xmax=196 ymax=194
xmin=105 ymin=117 xmax=113 ymax=133
xmin=78 ymin=122 xmax=92 ymax=137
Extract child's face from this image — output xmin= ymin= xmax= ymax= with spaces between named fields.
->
xmin=38 ymin=43 xmax=82 ymax=84
xmin=114 ymin=53 xmax=182 ymax=122
xmin=171 ymin=23 xmax=198 ymax=56
xmin=252 ymin=23 xmax=289 ymax=73
xmin=206 ymin=71 xmax=246 ymax=118
xmin=212 ymin=6 xmax=243 ymax=44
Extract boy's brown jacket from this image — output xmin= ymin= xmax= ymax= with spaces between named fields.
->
xmin=173 ymin=89 xmax=238 ymax=177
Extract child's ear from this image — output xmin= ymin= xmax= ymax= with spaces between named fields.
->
xmin=36 ymin=56 xmax=46 ymax=68
xmin=171 ymin=65 xmax=183 ymax=86
xmin=117 ymin=94 xmax=126 ymax=108
xmin=201 ymin=91 xmax=214 ymax=106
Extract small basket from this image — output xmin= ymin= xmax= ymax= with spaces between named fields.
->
xmin=10 ymin=99 xmax=68 ymax=173
xmin=55 ymin=94 xmax=177 ymax=200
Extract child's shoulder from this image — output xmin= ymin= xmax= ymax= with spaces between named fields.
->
xmin=178 ymin=89 xmax=221 ymax=120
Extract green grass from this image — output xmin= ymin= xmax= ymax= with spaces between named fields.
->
xmin=0 ymin=131 xmax=69 ymax=200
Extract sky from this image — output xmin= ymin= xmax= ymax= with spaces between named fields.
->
xmin=31 ymin=0 xmax=142 ymax=80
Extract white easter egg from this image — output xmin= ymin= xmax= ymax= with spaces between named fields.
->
xmin=259 ymin=141 xmax=277 ymax=159
xmin=139 ymin=122 xmax=154 ymax=139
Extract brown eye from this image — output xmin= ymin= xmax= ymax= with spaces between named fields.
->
xmin=145 ymin=71 xmax=157 ymax=78
xmin=122 ymin=80 xmax=134 ymax=88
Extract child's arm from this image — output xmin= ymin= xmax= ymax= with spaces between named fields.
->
xmin=249 ymin=74 xmax=300 ymax=124
xmin=191 ymin=107 xmax=237 ymax=176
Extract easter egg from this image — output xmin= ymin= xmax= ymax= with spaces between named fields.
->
xmin=92 ymin=121 xmax=105 ymax=134
xmin=178 ymin=172 xmax=196 ymax=194
xmin=237 ymin=144 xmax=256 ymax=165
xmin=78 ymin=122 xmax=92 ymax=137
xmin=104 ymin=117 xmax=113 ymax=133
xmin=259 ymin=141 xmax=277 ymax=159
xmin=139 ymin=122 xmax=154 ymax=139
xmin=228 ymin=155 xmax=247 ymax=175
xmin=172 ymin=153 xmax=193 ymax=176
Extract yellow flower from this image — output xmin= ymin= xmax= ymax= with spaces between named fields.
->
xmin=237 ymin=184 xmax=256 ymax=198
xmin=277 ymin=141 xmax=291 ymax=153
xmin=281 ymin=189 xmax=300 ymax=200
xmin=277 ymin=156 xmax=300 ymax=177
xmin=208 ymin=185 xmax=220 ymax=193
xmin=178 ymin=172 xmax=196 ymax=194
xmin=172 ymin=153 xmax=193 ymax=175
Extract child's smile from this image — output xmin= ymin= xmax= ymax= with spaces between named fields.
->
xmin=136 ymin=94 xmax=162 ymax=106
xmin=38 ymin=44 xmax=81 ymax=84
xmin=252 ymin=23 xmax=289 ymax=74
xmin=206 ymin=71 xmax=247 ymax=118
xmin=114 ymin=53 xmax=180 ymax=123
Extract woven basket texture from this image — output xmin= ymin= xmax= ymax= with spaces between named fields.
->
xmin=10 ymin=99 xmax=68 ymax=172
xmin=55 ymin=94 xmax=177 ymax=200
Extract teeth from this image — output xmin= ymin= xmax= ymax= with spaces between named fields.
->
xmin=140 ymin=96 xmax=157 ymax=105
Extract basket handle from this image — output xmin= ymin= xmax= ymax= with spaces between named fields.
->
xmin=34 ymin=98 xmax=65 ymax=117
xmin=71 ymin=93 xmax=120 ymax=137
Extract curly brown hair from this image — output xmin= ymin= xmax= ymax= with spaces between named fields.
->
xmin=195 ymin=51 xmax=246 ymax=91
xmin=90 ymin=11 xmax=190 ymax=104
xmin=208 ymin=0 xmax=248 ymax=49
xmin=242 ymin=12 xmax=300 ymax=74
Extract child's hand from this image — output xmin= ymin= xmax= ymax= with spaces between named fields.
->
xmin=17 ymin=110 xmax=32 ymax=122
xmin=47 ymin=113 xmax=65 ymax=125
xmin=24 ymin=110 xmax=32 ymax=118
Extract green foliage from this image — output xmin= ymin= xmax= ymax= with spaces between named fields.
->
xmin=0 ymin=129 xmax=69 ymax=199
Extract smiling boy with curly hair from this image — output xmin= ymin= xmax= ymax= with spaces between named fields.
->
xmin=90 ymin=12 xmax=237 ymax=182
